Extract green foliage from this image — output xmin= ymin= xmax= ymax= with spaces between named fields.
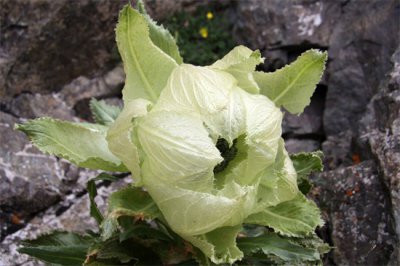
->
xmin=15 ymin=118 xmax=127 ymax=172
xmin=291 ymin=151 xmax=324 ymax=195
xmin=254 ymin=49 xmax=327 ymax=114
xmin=116 ymin=5 xmax=178 ymax=102
xmin=89 ymin=98 xmax=121 ymax=126
xmin=245 ymin=193 xmax=324 ymax=237
xmin=136 ymin=0 xmax=183 ymax=64
xmin=16 ymin=2 xmax=329 ymax=265
xmin=18 ymin=232 xmax=92 ymax=265
xmin=163 ymin=4 xmax=236 ymax=66
xmin=237 ymin=231 xmax=329 ymax=265
xmin=87 ymin=173 xmax=121 ymax=226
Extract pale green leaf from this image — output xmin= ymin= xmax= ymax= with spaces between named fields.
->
xmin=89 ymin=98 xmax=121 ymax=126
xmin=211 ymin=45 xmax=263 ymax=93
xmin=254 ymin=49 xmax=327 ymax=114
xmin=184 ymin=225 xmax=243 ymax=264
xmin=18 ymin=231 xmax=92 ymax=265
xmin=237 ymin=232 xmax=321 ymax=263
xmin=154 ymin=64 xmax=236 ymax=115
xmin=107 ymin=98 xmax=151 ymax=185
xmin=245 ymin=193 xmax=323 ymax=237
xmin=256 ymin=139 xmax=299 ymax=210
xmin=143 ymin=177 xmax=256 ymax=236
xmin=154 ymin=64 xmax=244 ymax=146
xmin=116 ymin=5 xmax=178 ymax=102
xmin=136 ymin=0 xmax=183 ymax=64
xmin=138 ymin=111 xmax=222 ymax=190
xmin=15 ymin=118 xmax=126 ymax=172
xmin=291 ymin=151 xmax=323 ymax=195
xmin=219 ymin=92 xmax=283 ymax=187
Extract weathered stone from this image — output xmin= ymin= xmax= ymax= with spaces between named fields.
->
xmin=0 ymin=0 xmax=126 ymax=103
xmin=8 ymin=93 xmax=75 ymax=120
xmin=234 ymin=0 xmax=341 ymax=72
xmin=321 ymin=131 xmax=353 ymax=170
xmin=145 ymin=0 xmax=213 ymax=21
xmin=0 ymin=111 xmax=96 ymax=240
xmin=285 ymin=139 xmax=320 ymax=154
xmin=234 ymin=0 xmax=341 ymax=50
xmin=282 ymin=90 xmax=324 ymax=137
xmin=323 ymin=0 xmax=399 ymax=135
xmin=59 ymin=65 xmax=125 ymax=108
xmin=358 ymin=47 xmax=400 ymax=263
xmin=0 ymin=178 xmax=132 ymax=265
xmin=312 ymin=161 xmax=396 ymax=265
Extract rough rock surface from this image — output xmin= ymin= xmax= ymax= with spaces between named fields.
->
xmin=235 ymin=0 xmax=400 ymax=264
xmin=1 ymin=0 xmax=399 ymax=265
xmin=0 ymin=178 xmax=132 ymax=266
xmin=358 ymin=47 xmax=400 ymax=263
xmin=313 ymin=161 xmax=396 ymax=265
xmin=0 ymin=0 xmax=126 ymax=102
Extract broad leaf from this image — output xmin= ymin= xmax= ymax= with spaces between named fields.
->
xmin=18 ymin=232 xmax=92 ymax=265
xmin=291 ymin=151 xmax=323 ymax=194
xmin=256 ymin=139 xmax=299 ymax=210
xmin=254 ymin=49 xmax=327 ymax=114
xmin=116 ymin=4 xmax=178 ymax=102
xmin=107 ymin=98 xmax=151 ymax=185
xmin=89 ymin=98 xmax=121 ymax=126
xmin=237 ymin=232 xmax=321 ymax=263
xmin=211 ymin=45 xmax=263 ymax=94
xmin=101 ymin=186 xmax=161 ymax=240
xmin=154 ymin=64 xmax=243 ymax=146
xmin=136 ymin=0 xmax=183 ymax=64
xmin=184 ymin=225 xmax=243 ymax=264
xmin=138 ymin=111 xmax=222 ymax=190
xmin=15 ymin=118 xmax=126 ymax=172
xmin=245 ymin=193 xmax=323 ymax=237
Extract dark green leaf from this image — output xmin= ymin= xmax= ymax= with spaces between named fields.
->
xmin=290 ymin=151 xmax=323 ymax=195
xmin=101 ymin=186 xmax=162 ymax=240
xmin=119 ymin=223 xmax=173 ymax=242
xmin=237 ymin=232 xmax=320 ymax=263
xmin=89 ymin=98 xmax=121 ymax=126
xmin=87 ymin=173 xmax=123 ymax=226
xmin=18 ymin=231 xmax=92 ymax=265
xmin=93 ymin=173 xmax=121 ymax=182
xmin=87 ymin=179 xmax=104 ymax=226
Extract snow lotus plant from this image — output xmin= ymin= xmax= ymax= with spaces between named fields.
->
xmin=16 ymin=2 xmax=329 ymax=265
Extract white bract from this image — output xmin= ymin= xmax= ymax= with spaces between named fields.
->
xmin=16 ymin=4 xmax=327 ymax=264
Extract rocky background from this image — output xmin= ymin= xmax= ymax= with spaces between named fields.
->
xmin=0 ymin=0 xmax=399 ymax=265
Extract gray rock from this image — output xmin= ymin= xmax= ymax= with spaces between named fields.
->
xmin=234 ymin=0 xmax=341 ymax=50
xmin=8 ymin=93 xmax=75 ymax=120
xmin=0 ymin=0 xmax=126 ymax=103
xmin=233 ymin=0 xmax=341 ymax=72
xmin=321 ymin=131 xmax=353 ymax=170
xmin=59 ymin=65 xmax=125 ymax=108
xmin=282 ymin=91 xmax=324 ymax=137
xmin=0 ymin=178 xmax=132 ymax=266
xmin=0 ymin=111 xmax=96 ymax=240
xmin=312 ymin=161 xmax=396 ymax=265
xmin=323 ymin=0 xmax=399 ymax=135
xmin=358 ymin=47 xmax=400 ymax=264
xmin=285 ymin=139 xmax=320 ymax=154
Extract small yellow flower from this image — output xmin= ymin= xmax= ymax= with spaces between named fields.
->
xmin=206 ymin=11 xmax=213 ymax=20
xmin=199 ymin=27 xmax=208 ymax=38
